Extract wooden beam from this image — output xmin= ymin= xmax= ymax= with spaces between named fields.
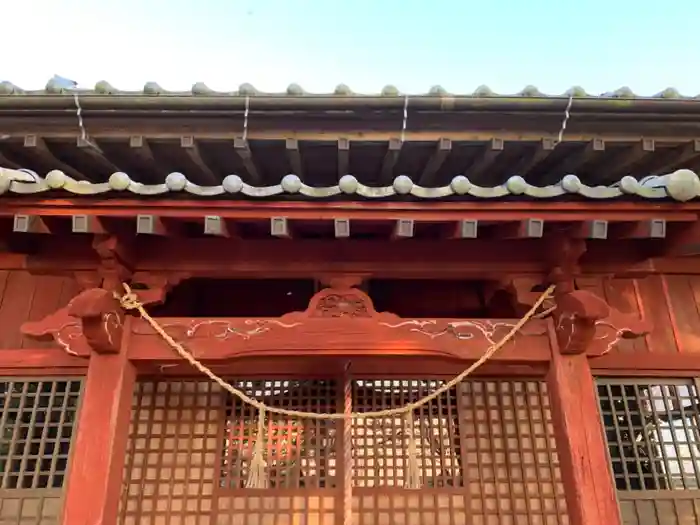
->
xmin=270 ymin=216 xmax=291 ymax=238
xmin=20 ymin=231 xmax=700 ymax=277
xmin=609 ymin=219 xmax=666 ymax=239
xmin=605 ymin=138 xmax=655 ymax=180
xmin=547 ymin=352 xmax=621 ymax=525
xmin=591 ymin=350 xmax=700 ymax=375
xmin=645 ymin=139 xmax=700 ymax=174
xmin=133 ymin=238 xmax=553 ymax=277
xmin=286 ymin=138 xmax=304 ymax=178
xmin=467 ymin=138 xmax=505 ymax=182
xmin=23 ymin=135 xmax=86 ymax=180
xmin=203 ymin=215 xmax=233 ymax=237
xmin=659 ymin=221 xmax=700 ymax=256
xmin=334 ymin=218 xmax=350 ymax=238
xmin=567 ymin=220 xmax=610 ymax=240
xmin=136 ymin=214 xmax=169 ymax=236
xmin=77 ymin=136 xmax=121 ymax=173
xmin=418 ymin=138 xmax=451 ymax=186
xmin=379 ymin=138 xmax=402 ymax=184
xmin=451 ymin=219 xmax=479 ymax=239
xmin=512 ymin=138 xmax=556 ymax=176
xmin=337 ymin=138 xmax=350 ymax=178
xmin=494 ymin=219 xmax=545 ymax=239
xmin=72 ymin=214 xmax=107 ymax=234
xmin=0 ymin=149 xmax=22 ymax=169
xmin=548 ymin=138 xmax=605 ymax=178
xmin=13 ymin=214 xmax=50 ymax=234
xmin=0 ymin=348 xmax=88 ymax=371
xmin=129 ymin=135 xmax=163 ymax=181
xmin=392 ymin=219 xmax=414 ymax=239
xmin=233 ymin=138 xmax=261 ymax=185
xmin=3 ymin=197 xmax=697 ymax=222
xmin=180 ymin=136 xmax=218 ymax=185
xmin=60 ymin=343 xmax=135 ymax=525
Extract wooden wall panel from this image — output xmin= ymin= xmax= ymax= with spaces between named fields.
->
xmin=635 ymin=276 xmax=679 ymax=354
xmin=578 ymin=277 xmax=651 ymax=354
xmin=662 ymin=275 xmax=700 ymax=354
xmin=578 ymin=276 xmax=687 ymax=355
xmin=0 ymin=271 xmax=79 ymax=350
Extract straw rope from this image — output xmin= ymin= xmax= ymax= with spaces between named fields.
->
xmin=117 ymin=283 xmax=554 ymax=419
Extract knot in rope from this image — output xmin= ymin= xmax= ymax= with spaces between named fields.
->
xmin=116 ymin=284 xmax=143 ymax=311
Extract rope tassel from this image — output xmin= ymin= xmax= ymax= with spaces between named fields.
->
xmin=246 ymin=407 xmax=269 ymax=489
xmin=404 ymin=411 xmax=421 ymax=489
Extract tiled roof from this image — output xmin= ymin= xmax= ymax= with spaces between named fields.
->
xmin=1 ymin=167 xmax=699 ymax=202
xmin=0 ymin=79 xmax=699 ymax=99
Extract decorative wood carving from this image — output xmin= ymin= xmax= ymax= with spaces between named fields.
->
xmin=22 ymin=288 xmax=124 ymax=356
xmin=130 ymin=271 xmax=189 ymax=306
xmin=544 ymin=234 xmax=650 ymax=357
xmin=554 ymin=290 xmax=649 ymax=356
xmin=129 ymin=282 xmax=550 ymax=362
xmin=20 ymin=272 xmax=186 ymax=356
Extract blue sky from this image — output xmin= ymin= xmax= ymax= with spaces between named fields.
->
xmin=4 ymin=0 xmax=700 ymax=96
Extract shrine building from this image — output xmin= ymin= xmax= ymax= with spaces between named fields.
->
xmin=0 ymin=79 xmax=699 ymax=524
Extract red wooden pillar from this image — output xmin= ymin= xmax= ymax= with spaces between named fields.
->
xmin=62 ymin=349 xmax=135 ymax=525
xmin=547 ymin=305 xmax=622 ymax=525
xmin=59 ymin=289 xmax=135 ymax=525
xmin=547 ymin=351 xmax=621 ymax=525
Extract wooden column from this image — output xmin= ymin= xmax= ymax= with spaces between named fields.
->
xmin=547 ymin=349 xmax=621 ymax=525
xmin=61 ymin=345 xmax=135 ymax=525
xmin=59 ymin=288 xmax=135 ymax=525
xmin=546 ymin=288 xmax=623 ymax=525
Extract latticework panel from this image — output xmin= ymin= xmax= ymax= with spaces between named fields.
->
xmin=597 ymin=378 xmax=700 ymax=524
xmin=0 ymin=378 xmax=83 ymax=525
xmin=352 ymin=380 xmax=462 ymax=489
xmin=460 ymin=380 xmax=568 ymax=525
xmin=120 ymin=377 xmax=569 ymax=525
xmin=217 ymin=379 xmax=339 ymax=525
xmin=119 ymin=381 xmax=221 ymax=525
xmin=352 ymin=379 xmax=568 ymax=525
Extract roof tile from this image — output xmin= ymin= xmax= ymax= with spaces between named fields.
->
xmin=0 ymin=78 xmax=700 ymax=99
xmin=1 ymin=167 xmax=698 ymax=202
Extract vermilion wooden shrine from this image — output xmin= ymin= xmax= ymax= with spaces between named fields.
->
xmin=1 ymin=79 xmax=700 ymax=525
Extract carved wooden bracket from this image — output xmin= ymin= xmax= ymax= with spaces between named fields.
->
xmin=21 ymin=273 xmax=186 ymax=356
xmin=129 ymin=280 xmax=550 ymax=362
xmin=22 ymin=288 xmax=123 ymax=356
xmin=554 ymin=290 xmax=650 ymax=357
xmin=67 ymin=289 xmax=125 ymax=354
xmin=130 ymin=271 xmax=189 ymax=306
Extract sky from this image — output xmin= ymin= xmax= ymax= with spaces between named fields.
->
xmin=3 ymin=0 xmax=700 ymax=96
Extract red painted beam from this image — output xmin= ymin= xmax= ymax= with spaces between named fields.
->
xmin=0 ymin=348 xmax=88 ymax=372
xmin=0 ymin=197 xmax=698 ymax=221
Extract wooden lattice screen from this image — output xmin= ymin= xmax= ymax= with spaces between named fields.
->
xmin=120 ymin=378 xmax=569 ymax=525
xmin=0 ymin=378 xmax=83 ymax=525
xmin=597 ymin=377 xmax=700 ymax=524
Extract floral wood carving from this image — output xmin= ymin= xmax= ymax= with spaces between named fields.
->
xmin=312 ymin=293 xmax=371 ymax=318
xmin=554 ymin=290 xmax=650 ymax=357
xmin=130 ymin=283 xmax=550 ymax=362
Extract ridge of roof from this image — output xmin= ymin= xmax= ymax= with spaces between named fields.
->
xmin=0 ymin=79 xmax=698 ymax=100
xmin=1 ymin=168 xmax=698 ymax=202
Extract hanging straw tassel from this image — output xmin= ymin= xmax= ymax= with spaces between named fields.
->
xmin=246 ymin=407 xmax=269 ymax=488
xmin=404 ymin=410 xmax=421 ymax=489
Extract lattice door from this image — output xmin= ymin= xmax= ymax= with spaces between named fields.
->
xmin=597 ymin=377 xmax=700 ymax=524
xmin=120 ymin=378 xmax=569 ymax=525
xmin=0 ymin=378 xmax=83 ymax=525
